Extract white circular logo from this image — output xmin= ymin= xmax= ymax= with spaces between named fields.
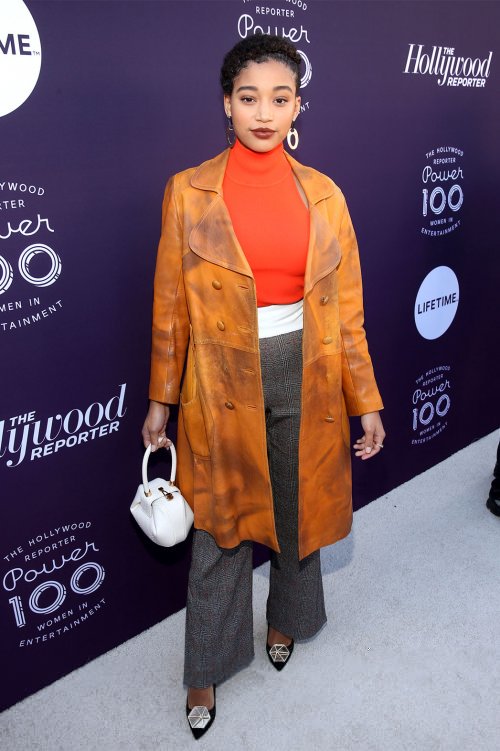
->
xmin=414 ymin=266 xmax=459 ymax=340
xmin=0 ymin=0 xmax=42 ymax=118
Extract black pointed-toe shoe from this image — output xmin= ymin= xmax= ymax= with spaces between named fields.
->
xmin=266 ymin=627 xmax=295 ymax=671
xmin=486 ymin=494 xmax=500 ymax=516
xmin=186 ymin=685 xmax=216 ymax=740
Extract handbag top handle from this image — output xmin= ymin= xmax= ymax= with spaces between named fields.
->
xmin=142 ymin=443 xmax=177 ymax=495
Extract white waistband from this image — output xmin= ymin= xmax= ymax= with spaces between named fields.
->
xmin=257 ymin=299 xmax=303 ymax=339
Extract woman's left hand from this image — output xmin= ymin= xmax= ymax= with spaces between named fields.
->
xmin=353 ymin=412 xmax=386 ymax=460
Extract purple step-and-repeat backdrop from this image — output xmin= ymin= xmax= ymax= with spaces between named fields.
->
xmin=1 ymin=0 xmax=498 ymax=709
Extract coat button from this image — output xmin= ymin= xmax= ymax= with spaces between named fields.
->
xmin=212 ymin=280 xmax=222 ymax=290
xmin=217 ymin=320 xmax=225 ymax=331
xmin=320 ymin=295 xmax=329 ymax=305
xmin=322 ymin=336 xmax=333 ymax=344
xmin=324 ymin=415 xmax=335 ymax=423
xmin=225 ymin=401 xmax=234 ymax=410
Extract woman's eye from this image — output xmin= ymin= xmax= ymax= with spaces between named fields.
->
xmin=241 ymin=96 xmax=255 ymax=103
xmin=275 ymin=98 xmax=289 ymax=105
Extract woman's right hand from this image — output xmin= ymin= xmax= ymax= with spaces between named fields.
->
xmin=142 ymin=400 xmax=171 ymax=451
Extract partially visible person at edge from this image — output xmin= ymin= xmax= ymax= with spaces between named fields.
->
xmin=486 ymin=439 xmax=500 ymax=516
xmin=142 ymin=34 xmax=386 ymax=740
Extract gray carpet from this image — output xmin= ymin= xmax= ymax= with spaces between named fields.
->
xmin=2 ymin=430 xmax=499 ymax=751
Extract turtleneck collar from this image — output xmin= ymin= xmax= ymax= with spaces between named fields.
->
xmin=225 ymin=137 xmax=290 ymax=187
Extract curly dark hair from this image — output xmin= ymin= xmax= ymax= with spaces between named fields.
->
xmin=220 ymin=34 xmax=301 ymax=95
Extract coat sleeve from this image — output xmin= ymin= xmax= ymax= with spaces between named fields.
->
xmin=336 ymin=197 xmax=384 ymax=416
xmin=148 ymin=175 xmax=190 ymax=404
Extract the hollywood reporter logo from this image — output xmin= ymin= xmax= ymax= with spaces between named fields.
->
xmin=404 ymin=43 xmax=492 ymax=88
xmin=3 ymin=522 xmax=106 ymax=645
xmin=421 ymin=147 xmax=464 ymax=237
xmin=411 ymin=366 xmax=451 ymax=445
xmin=0 ymin=383 xmax=127 ymax=468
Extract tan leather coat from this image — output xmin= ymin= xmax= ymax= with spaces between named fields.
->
xmin=149 ymin=148 xmax=383 ymax=560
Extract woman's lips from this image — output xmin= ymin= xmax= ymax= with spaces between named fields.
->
xmin=251 ymin=129 xmax=275 ymax=139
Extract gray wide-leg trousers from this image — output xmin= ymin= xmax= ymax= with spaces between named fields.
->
xmin=183 ymin=329 xmax=327 ymax=688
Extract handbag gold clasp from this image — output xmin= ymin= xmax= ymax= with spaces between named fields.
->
xmin=158 ymin=486 xmax=174 ymax=500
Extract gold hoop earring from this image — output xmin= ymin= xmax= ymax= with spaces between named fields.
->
xmin=287 ymin=121 xmax=299 ymax=151
xmin=226 ymin=116 xmax=236 ymax=147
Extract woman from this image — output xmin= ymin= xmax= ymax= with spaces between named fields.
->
xmin=142 ymin=34 xmax=385 ymax=739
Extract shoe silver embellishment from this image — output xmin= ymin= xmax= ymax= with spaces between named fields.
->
xmin=187 ymin=705 xmax=211 ymax=729
xmin=269 ymin=643 xmax=290 ymax=662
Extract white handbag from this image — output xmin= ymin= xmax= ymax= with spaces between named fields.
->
xmin=130 ymin=443 xmax=194 ymax=546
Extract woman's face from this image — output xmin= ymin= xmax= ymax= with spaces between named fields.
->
xmin=224 ymin=59 xmax=301 ymax=153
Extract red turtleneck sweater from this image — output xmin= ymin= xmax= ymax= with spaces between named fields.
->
xmin=222 ymin=139 xmax=310 ymax=307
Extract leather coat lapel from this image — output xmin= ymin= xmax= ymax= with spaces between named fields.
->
xmin=189 ymin=195 xmax=253 ymax=277
xmin=304 ymin=204 xmax=341 ymax=297
xmin=285 ymin=152 xmax=342 ymax=297
xmin=189 ymin=150 xmax=252 ymax=276
xmin=189 ymin=148 xmax=341 ymax=288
